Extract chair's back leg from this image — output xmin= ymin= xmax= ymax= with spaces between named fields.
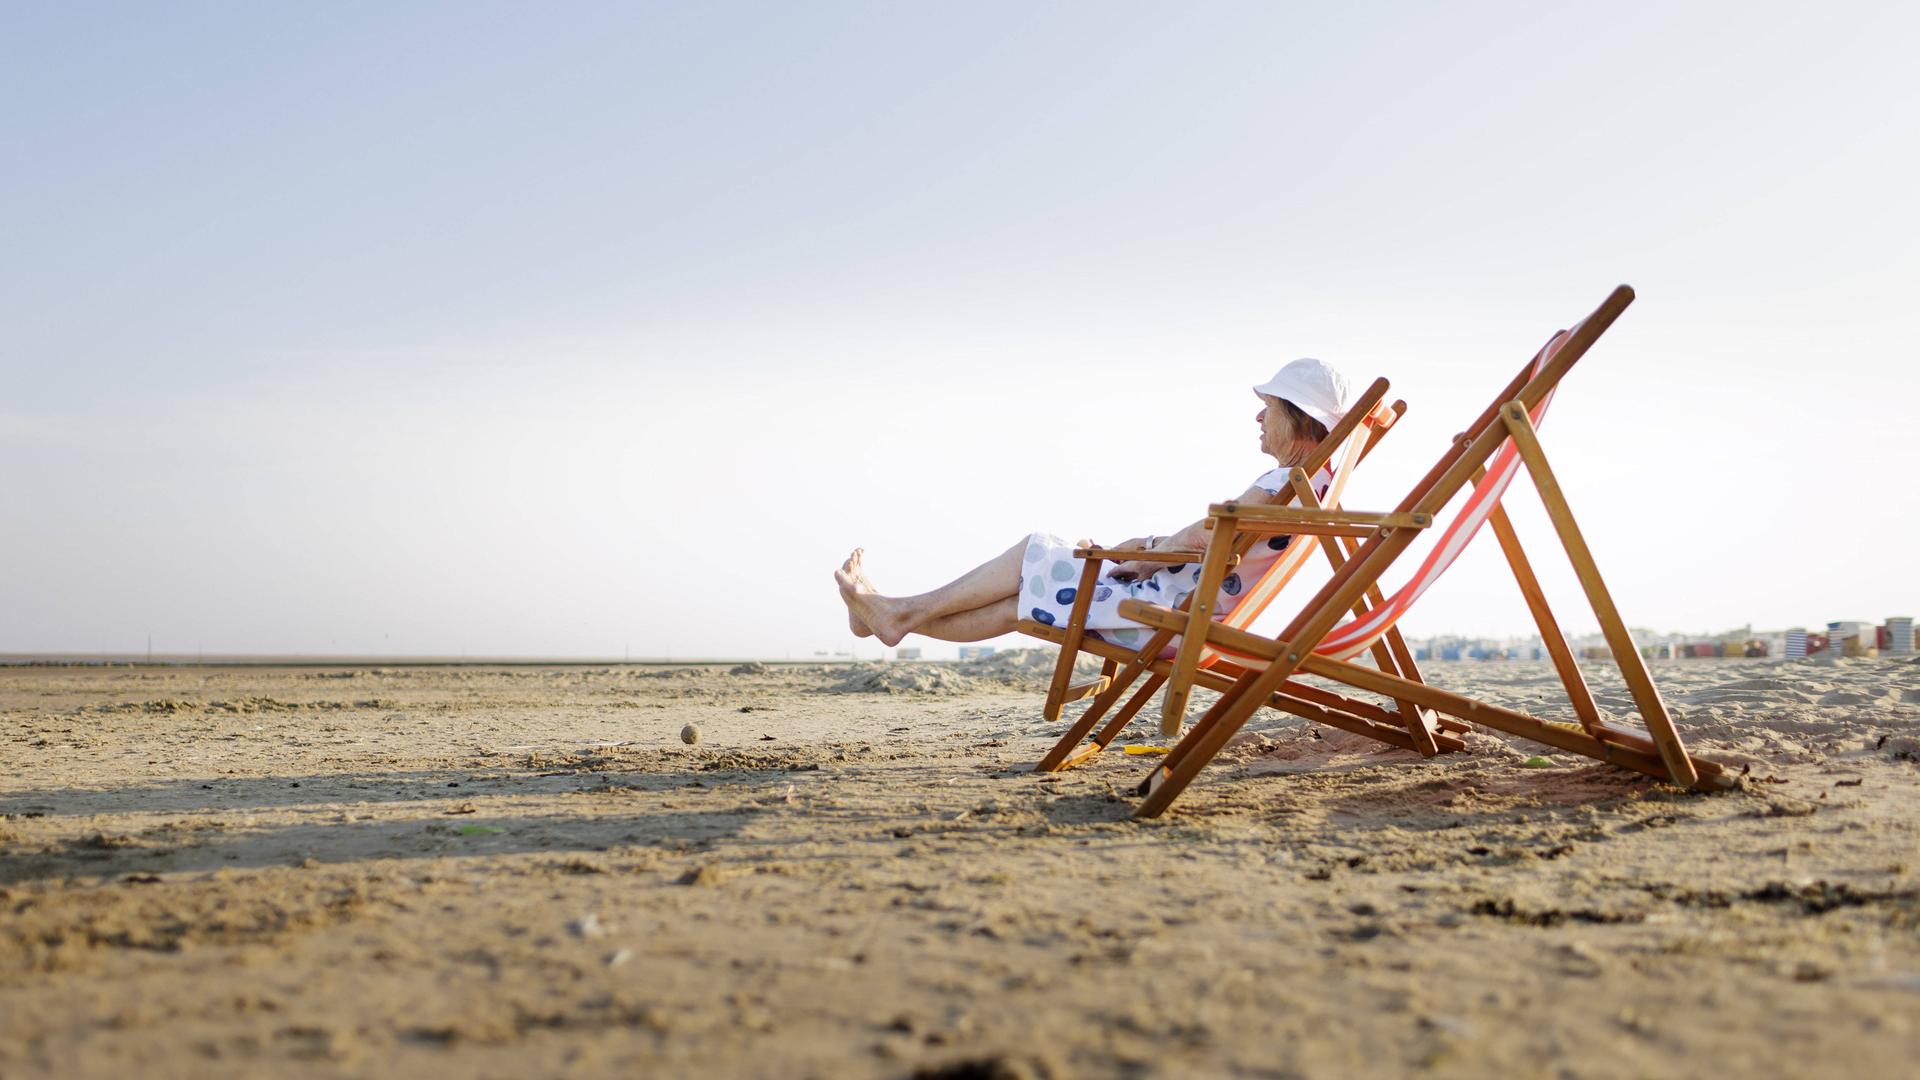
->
xmin=1484 ymin=501 xmax=1604 ymax=733
xmin=1501 ymin=404 xmax=1698 ymax=787
xmin=1296 ymin=473 xmax=1441 ymax=755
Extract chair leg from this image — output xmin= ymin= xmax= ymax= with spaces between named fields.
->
xmin=1486 ymin=500 xmax=1604 ymax=732
xmin=1139 ymin=672 xmax=1255 ymax=794
xmin=1138 ymin=658 xmax=1296 ymax=817
xmin=1161 ymin=523 xmax=1241 ymax=735
xmin=1377 ymin=625 xmax=1462 ymax=734
xmin=1057 ymin=671 xmax=1170 ymax=770
xmin=1044 ymin=557 xmax=1109 ymax=722
xmin=1319 ymin=525 xmax=1439 ymax=755
xmin=1035 ymin=638 xmax=1163 ymax=771
xmin=1034 ymin=695 xmax=1118 ymax=773
xmin=1503 ymin=406 xmax=1698 ymax=787
xmin=1138 ymin=517 xmax=1430 ymax=815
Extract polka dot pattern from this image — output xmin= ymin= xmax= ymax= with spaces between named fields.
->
xmin=1011 ymin=470 xmax=1331 ymax=644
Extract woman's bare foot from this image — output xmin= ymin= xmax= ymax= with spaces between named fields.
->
xmin=838 ymin=550 xmax=876 ymax=638
xmin=835 ymin=549 xmax=912 ymax=646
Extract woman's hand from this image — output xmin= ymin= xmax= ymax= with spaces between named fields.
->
xmin=1106 ymin=559 xmax=1156 ymax=583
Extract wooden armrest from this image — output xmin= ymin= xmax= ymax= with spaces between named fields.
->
xmin=1073 ymin=547 xmax=1215 ymax=564
xmin=1204 ymin=504 xmax=1432 ymax=536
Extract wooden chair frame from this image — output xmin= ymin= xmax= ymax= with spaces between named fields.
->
xmin=1117 ymin=285 xmax=1735 ymax=818
xmin=1016 ymin=379 xmax=1458 ymax=772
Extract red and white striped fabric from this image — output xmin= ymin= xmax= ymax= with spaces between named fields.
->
xmin=1309 ymin=329 xmax=1570 ymax=661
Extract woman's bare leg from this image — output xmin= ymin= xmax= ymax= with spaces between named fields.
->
xmin=906 ymin=598 xmax=1019 ymax=642
xmin=836 ymin=540 xmax=1027 ymax=647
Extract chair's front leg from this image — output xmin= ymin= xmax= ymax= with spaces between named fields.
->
xmin=1159 ymin=518 xmax=1243 ymax=735
xmin=1043 ymin=555 xmax=1109 ymax=721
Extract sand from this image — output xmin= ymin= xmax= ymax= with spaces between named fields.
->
xmin=3 ymin=653 xmax=1918 ymax=1078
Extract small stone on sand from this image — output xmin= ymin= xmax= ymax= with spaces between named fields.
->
xmin=681 ymin=723 xmax=701 ymax=745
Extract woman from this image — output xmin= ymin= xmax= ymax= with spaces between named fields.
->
xmin=837 ymin=358 xmax=1350 ymax=649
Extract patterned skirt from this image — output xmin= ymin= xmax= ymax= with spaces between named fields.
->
xmin=1016 ymin=532 xmax=1266 ymax=653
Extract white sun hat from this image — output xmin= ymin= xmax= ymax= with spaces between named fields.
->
xmin=1253 ymin=357 xmax=1350 ymax=431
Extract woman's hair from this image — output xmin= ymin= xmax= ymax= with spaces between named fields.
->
xmin=1273 ymin=398 xmax=1330 ymax=465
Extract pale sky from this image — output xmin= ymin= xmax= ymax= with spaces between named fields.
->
xmin=3 ymin=1 xmax=1916 ymax=659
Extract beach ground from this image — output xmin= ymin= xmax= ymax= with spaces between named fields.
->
xmin=3 ymin=655 xmax=1917 ymax=1078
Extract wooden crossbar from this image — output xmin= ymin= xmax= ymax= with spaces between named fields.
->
xmin=1060 ymin=677 xmax=1110 ymax=704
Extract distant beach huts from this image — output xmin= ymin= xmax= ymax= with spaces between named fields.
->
xmin=1762 ymin=617 xmax=1916 ymax=660
xmin=1828 ymin=620 xmax=1876 ymax=657
xmin=1785 ymin=628 xmax=1808 ymax=659
xmin=1890 ymin=617 xmax=1914 ymax=655
xmin=1403 ymin=618 xmax=1911 ymax=664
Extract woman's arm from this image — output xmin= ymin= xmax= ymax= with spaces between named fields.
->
xmin=1106 ymin=483 xmax=1280 ymax=581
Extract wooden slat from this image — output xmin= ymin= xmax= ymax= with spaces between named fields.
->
xmin=1501 ymin=405 xmax=1699 ymax=787
xmin=1122 ymin=599 xmax=1271 ymax=653
xmin=1061 ymin=677 xmax=1110 ymax=703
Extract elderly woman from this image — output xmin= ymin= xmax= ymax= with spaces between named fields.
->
xmin=837 ymin=358 xmax=1351 ymax=649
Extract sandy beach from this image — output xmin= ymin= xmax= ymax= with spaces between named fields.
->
xmin=3 ymin=654 xmax=1917 ymax=1078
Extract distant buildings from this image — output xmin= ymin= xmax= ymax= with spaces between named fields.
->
xmin=956 ymin=646 xmax=996 ymax=661
xmin=1412 ymin=634 xmax=1550 ymax=662
xmin=1411 ymin=617 xmax=1915 ymax=662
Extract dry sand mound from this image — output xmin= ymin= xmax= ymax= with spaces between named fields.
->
xmin=824 ymin=650 xmax=1102 ymax=695
xmin=825 ymin=664 xmax=981 ymax=695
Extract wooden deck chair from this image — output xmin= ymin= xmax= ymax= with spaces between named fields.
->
xmin=1117 ymin=285 xmax=1736 ymax=817
xmin=1016 ymin=378 xmax=1462 ymax=772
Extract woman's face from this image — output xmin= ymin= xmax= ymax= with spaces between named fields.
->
xmin=1256 ymin=394 xmax=1294 ymax=459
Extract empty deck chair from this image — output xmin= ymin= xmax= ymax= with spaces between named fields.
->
xmin=1117 ymin=285 xmax=1735 ymax=817
xmin=1017 ymin=378 xmax=1460 ymax=771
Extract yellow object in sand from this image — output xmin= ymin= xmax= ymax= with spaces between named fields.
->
xmin=1123 ymin=745 xmax=1171 ymax=756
